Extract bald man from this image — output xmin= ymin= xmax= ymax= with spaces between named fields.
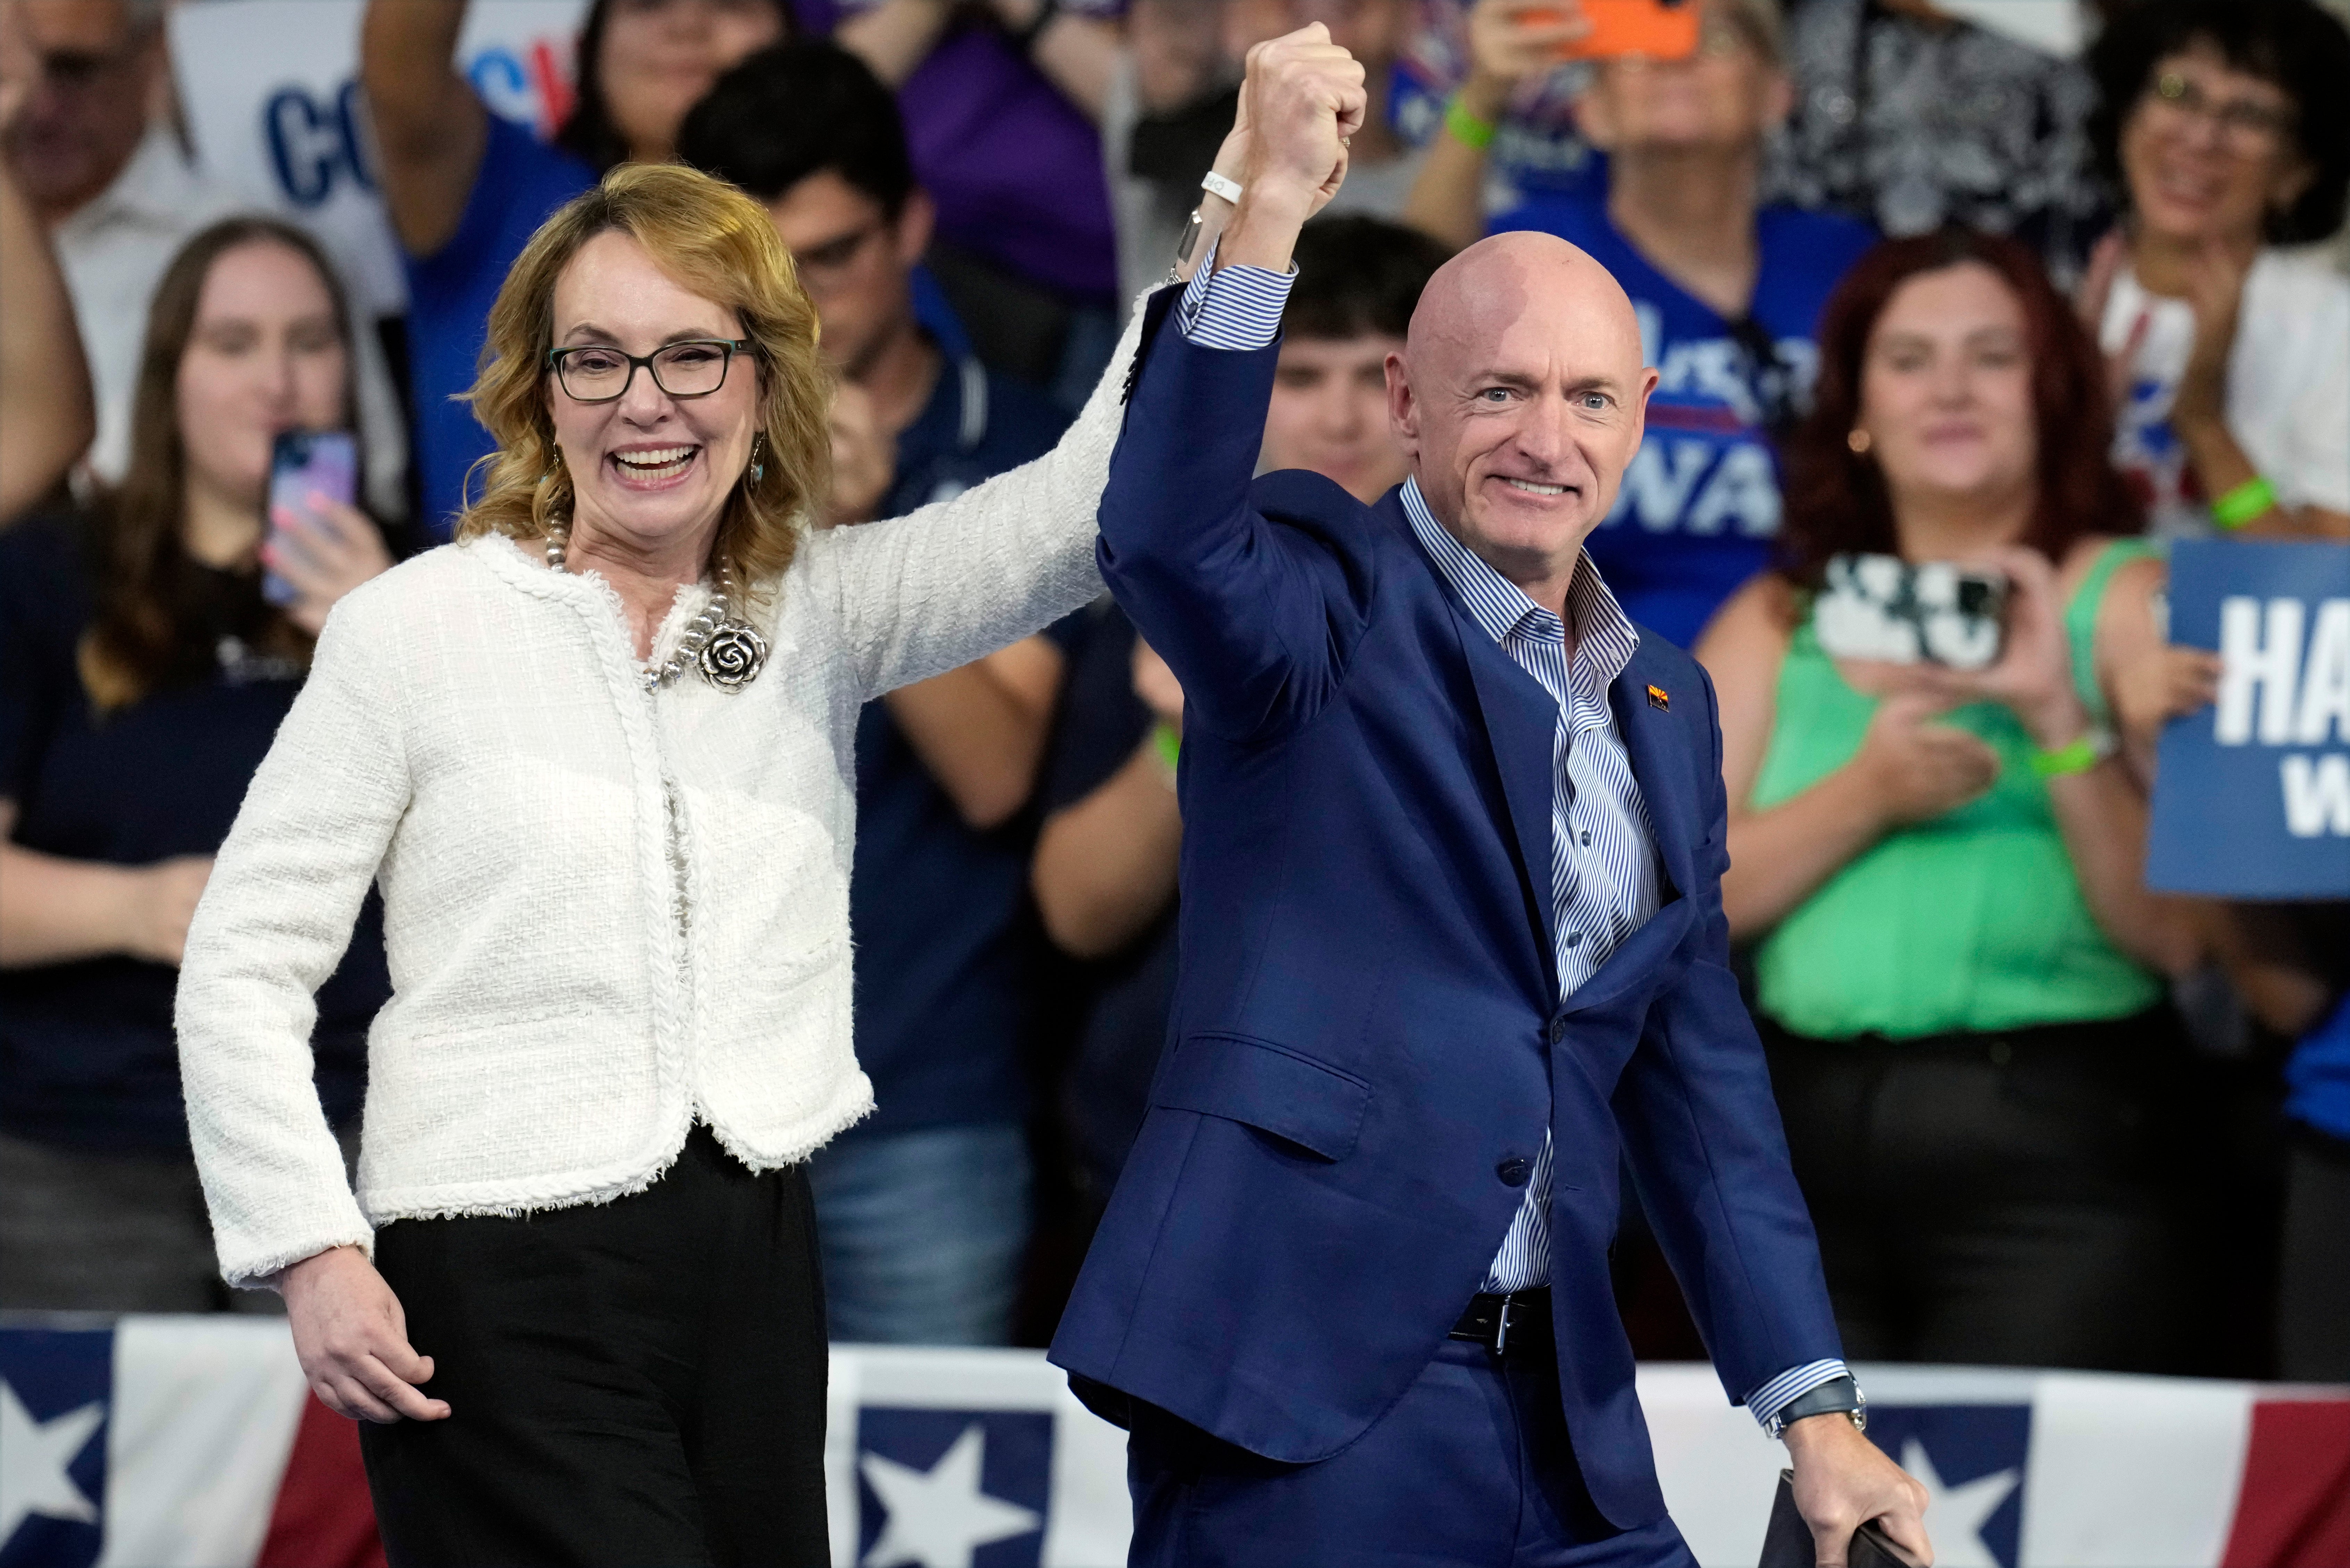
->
xmin=1049 ymin=27 xmax=1934 ymax=1568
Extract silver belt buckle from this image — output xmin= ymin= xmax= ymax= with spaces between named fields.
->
xmin=1494 ymin=1295 xmax=1515 ymax=1356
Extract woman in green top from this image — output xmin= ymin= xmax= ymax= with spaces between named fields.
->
xmin=1699 ymin=229 xmax=2207 ymax=1372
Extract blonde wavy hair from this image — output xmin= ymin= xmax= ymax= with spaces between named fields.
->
xmin=455 ymin=162 xmax=830 ymax=588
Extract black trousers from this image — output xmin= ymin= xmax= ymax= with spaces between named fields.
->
xmin=1762 ymin=1010 xmax=2193 ymax=1372
xmin=2278 ymin=1124 xmax=2350 ymax=1380
xmin=360 ymin=1126 xmax=830 ymax=1568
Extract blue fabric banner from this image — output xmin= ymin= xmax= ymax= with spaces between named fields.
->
xmin=2147 ymin=539 xmax=2350 ymax=898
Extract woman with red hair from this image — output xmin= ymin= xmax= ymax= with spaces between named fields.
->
xmin=1697 ymin=228 xmax=2206 ymax=1371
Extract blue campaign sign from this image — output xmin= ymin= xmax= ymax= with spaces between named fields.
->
xmin=2148 ymin=539 xmax=2350 ymax=897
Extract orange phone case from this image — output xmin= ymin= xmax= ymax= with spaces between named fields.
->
xmin=1526 ymin=0 xmax=1701 ymax=61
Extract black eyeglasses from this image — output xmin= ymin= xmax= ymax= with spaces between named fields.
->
xmin=547 ymin=339 xmax=752 ymax=404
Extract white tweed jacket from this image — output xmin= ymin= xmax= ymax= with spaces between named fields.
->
xmin=178 ymin=310 xmax=1141 ymax=1288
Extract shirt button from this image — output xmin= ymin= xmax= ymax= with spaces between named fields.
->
xmin=1565 ymin=931 xmax=1583 ymax=949
xmin=1497 ymin=1157 xmax=1533 ymax=1187
xmin=1581 ymin=830 xmax=1592 ymax=847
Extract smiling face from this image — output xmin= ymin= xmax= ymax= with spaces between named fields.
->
xmin=1855 ymin=260 xmax=2037 ymax=529
xmin=2119 ymin=41 xmax=2309 ymax=248
xmin=1264 ymin=333 xmax=1410 ymax=504
xmin=1391 ymin=234 xmax=1656 ymax=595
xmin=175 ymin=240 xmax=350 ymax=512
xmin=546 ymin=229 xmax=761 ymax=560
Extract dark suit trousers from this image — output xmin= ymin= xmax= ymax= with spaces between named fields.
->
xmin=359 ymin=1126 xmax=830 ymax=1568
xmin=1763 ymin=1010 xmax=2193 ymax=1372
xmin=1124 ymin=1312 xmax=1699 ymax=1568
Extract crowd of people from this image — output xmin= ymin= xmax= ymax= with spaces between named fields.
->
xmin=0 ymin=0 xmax=2345 ymax=1399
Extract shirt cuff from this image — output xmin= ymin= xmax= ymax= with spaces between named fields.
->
xmin=1746 ymin=1359 xmax=1852 ymax=1431
xmin=1177 ymin=234 xmax=1294 ymax=352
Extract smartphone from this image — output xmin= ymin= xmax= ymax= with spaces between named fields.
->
xmin=1524 ymin=0 xmax=1700 ymax=62
xmin=1814 ymin=552 xmax=2011 ymax=671
xmin=266 ymin=430 xmax=358 ymax=607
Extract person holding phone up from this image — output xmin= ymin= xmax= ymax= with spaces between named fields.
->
xmin=0 ymin=218 xmax=394 ymax=1311
xmin=1697 ymin=229 xmax=2208 ymax=1374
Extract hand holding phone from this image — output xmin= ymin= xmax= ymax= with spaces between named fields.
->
xmin=265 ymin=430 xmax=391 ymax=634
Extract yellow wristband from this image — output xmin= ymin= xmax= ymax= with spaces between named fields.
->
xmin=1444 ymin=94 xmax=1498 ymax=151
xmin=2210 ymin=475 xmax=2277 ymax=531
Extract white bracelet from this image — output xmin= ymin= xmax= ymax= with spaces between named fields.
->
xmin=1200 ymin=170 xmax=1243 ymax=205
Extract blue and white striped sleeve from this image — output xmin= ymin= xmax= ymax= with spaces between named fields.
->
xmin=1177 ymin=235 xmax=1295 ymax=352
xmin=1746 ymin=1359 xmax=1854 ymax=1433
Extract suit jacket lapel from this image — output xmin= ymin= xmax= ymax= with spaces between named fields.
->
xmin=1606 ymin=642 xmax=1697 ymax=908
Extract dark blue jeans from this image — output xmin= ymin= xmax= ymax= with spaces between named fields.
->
xmin=807 ymin=1121 xmax=1031 ymax=1344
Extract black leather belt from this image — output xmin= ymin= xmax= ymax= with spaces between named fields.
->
xmin=1448 ymin=1286 xmax=1550 ymax=1356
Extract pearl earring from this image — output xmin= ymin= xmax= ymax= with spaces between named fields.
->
xmin=1846 ymin=428 xmax=1873 ymax=455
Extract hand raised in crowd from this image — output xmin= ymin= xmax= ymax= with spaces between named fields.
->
xmin=1462 ymin=0 xmax=1590 ymax=114
xmin=126 ymin=855 xmax=215 ymax=967
xmin=281 ymin=1245 xmax=450 ymax=1424
xmin=2075 ymin=231 xmax=2147 ymax=412
xmin=1850 ymin=688 xmax=2000 ymax=827
xmin=824 ymin=380 xmax=898 ymax=527
xmin=265 ymin=494 xmax=395 ymax=637
xmin=1231 ymin=24 xmax=1369 ymax=221
xmin=2162 ymin=236 xmax=2256 ymax=438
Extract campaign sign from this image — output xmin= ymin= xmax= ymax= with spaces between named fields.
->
xmin=2148 ymin=538 xmax=2350 ymax=897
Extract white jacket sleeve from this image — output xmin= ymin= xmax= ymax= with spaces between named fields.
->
xmin=816 ymin=295 xmax=1153 ymax=702
xmin=177 ymin=588 xmax=412 ymax=1288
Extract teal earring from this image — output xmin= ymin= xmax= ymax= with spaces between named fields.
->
xmin=748 ymin=434 xmax=766 ymax=487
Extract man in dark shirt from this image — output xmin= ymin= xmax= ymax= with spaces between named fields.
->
xmin=681 ymin=41 xmax=1074 ymax=1344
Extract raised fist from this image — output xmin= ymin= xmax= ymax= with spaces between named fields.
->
xmin=1233 ymin=24 xmax=1368 ymax=219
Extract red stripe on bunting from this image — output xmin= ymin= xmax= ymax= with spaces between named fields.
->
xmin=255 ymin=1396 xmax=385 ymax=1568
xmin=2219 ymin=1398 xmax=2350 ymax=1568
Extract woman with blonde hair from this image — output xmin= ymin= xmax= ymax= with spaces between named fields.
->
xmin=174 ymin=157 xmax=1148 ymax=1563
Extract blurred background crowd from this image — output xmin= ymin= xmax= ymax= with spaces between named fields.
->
xmin=0 ymin=0 xmax=2345 ymax=1387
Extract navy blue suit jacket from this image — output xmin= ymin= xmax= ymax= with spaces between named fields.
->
xmin=1048 ymin=296 xmax=1842 ymax=1528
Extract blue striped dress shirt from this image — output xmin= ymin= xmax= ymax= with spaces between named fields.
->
xmin=1175 ymin=251 xmax=1850 ymax=1432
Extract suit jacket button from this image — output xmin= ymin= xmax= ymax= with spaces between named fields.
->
xmin=1547 ymin=1017 xmax=1568 ymax=1045
xmin=1497 ymin=1157 xmax=1532 ymax=1187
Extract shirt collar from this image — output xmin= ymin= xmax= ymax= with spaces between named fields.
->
xmin=1399 ymin=476 xmax=1640 ymax=689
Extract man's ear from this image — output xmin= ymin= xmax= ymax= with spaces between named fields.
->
xmin=1386 ymin=351 xmax=1419 ymax=454
xmin=892 ymin=189 xmax=936 ymax=268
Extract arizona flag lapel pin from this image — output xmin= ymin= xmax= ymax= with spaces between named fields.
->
xmin=1646 ymin=684 xmax=1670 ymax=710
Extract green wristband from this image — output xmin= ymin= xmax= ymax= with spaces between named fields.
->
xmin=1153 ymin=720 xmax=1181 ymax=777
xmin=2210 ymin=475 xmax=2277 ymax=531
xmin=1444 ymin=94 xmax=1498 ymax=151
xmin=2032 ymin=727 xmax=2115 ymax=779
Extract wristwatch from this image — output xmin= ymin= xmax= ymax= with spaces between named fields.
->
xmin=1764 ymin=1374 xmax=1867 ymax=1441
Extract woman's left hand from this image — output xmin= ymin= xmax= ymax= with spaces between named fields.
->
xmin=2169 ymin=236 xmax=2254 ymax=436
xmin=265 ymin=494 xmax=394 ymax=637
xmin=1923 ymin=546 xmax=2092 ymax=749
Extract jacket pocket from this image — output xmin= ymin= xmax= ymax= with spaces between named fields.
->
xmin=1151 ymin=1032 xmax=1370 ymax=1162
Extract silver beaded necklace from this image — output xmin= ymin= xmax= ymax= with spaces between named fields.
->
xmin=543 ymin=519 xmax=770 ymax=693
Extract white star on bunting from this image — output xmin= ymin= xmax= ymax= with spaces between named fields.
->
xmin=0 ymin=1377 xmax=104 ymax=1548
xmin=859 ymin=1423 xmax=1042 ymax=1568
xmin=1901 ymin=1437 xmax=2022 ymax=1568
